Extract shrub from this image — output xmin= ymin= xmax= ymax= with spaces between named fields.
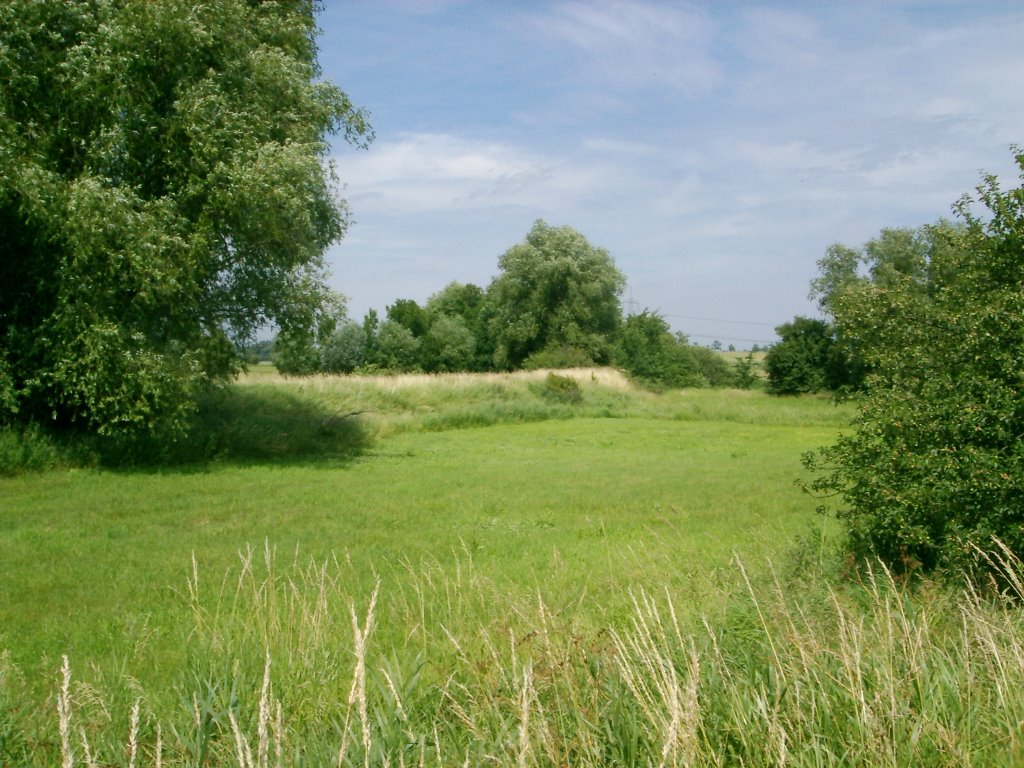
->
xmin=522 ymin=345 xmax=594 ymax=371
xmin=0 ymin=424 xmax=67 ymax=475
xmin=806 ymin=152 xmax=1024 ymax=575
xmin=536 ymin=372 xmax=583 ymax=403
xmin=321 ymin=321 xmax=368 ymax=373
xmin=764 ymin=317 xmax=843 ymax=394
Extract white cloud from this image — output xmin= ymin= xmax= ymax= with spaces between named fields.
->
xmin=338 ymin=133 xmax=549 ymax=214
xmin=530 ymin=0 xmax=722 ymax=95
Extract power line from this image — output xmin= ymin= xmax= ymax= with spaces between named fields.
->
xmin=685 ymin=332 xmax=777 ymax=344
xmin=661 ymin=313 xmax=779 ymax=327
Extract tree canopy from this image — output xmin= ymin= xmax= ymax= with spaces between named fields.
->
xmin=0 ymin=0 xmax=369 ymax=434
xmin=487 ymin=220 xmax=626 ymax=369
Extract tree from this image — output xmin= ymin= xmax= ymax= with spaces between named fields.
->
xmin=425 ymin=282 xmax=486 ymax=327
xmin=321 ymin=321 xmax=367 ymax=374
xmin=425 ymin=282 xmax=492 ymax=371
xmin=272 ymin=292 xmax=347 ymax=376
xmin=374 ymin=320 xmax=421 ymax=371
xmin=617 ymin=311 xmax=701 ymax=388
xmin=764 ymin=317 xmax=843 ymax=395
xmin=487 ymin=221 xmax=625 ymax=369
xmin=361 ymin=308 xmax=380 ymax=365
xmin=386 ymin=299 xmax=429 ymax=338
xmin=688 ymin=343 xmax=735 ymax=387
xmin=0 ymin=1 xmax=370 ymax=434
xmin=810 ymin=223 xmax=964 ymax=391
xmin=733 ymin=352 xmax=758 ymax=389
xmin=806 ymin=151 xmax=1024 ymax=575
xmin=421 ymin=316 xmax=476 ymax=373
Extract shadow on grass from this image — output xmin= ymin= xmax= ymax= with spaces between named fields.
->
xmin=91 ymin=386 xmax=373 ymax=470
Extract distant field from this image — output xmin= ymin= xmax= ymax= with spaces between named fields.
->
xmin=0 ymin=371 xmax=849 ymax=764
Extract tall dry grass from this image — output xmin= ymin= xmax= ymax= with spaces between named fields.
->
xmin=29 ymin=541 xmax=1024 ymax=767
xmin=237 ymin=367 xmax=633 ymax=391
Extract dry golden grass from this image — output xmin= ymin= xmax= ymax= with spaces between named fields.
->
xmin=237 ymin=366 xmax=633 ymax=391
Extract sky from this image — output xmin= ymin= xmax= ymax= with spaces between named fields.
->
xmin=316 ymin=1 xmax=1024 ymax=348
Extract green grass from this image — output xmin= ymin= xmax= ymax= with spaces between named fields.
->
xmin=1 ymin=384 xmax=842 ymax=666
xmin=0 ymin=371 xmax=864 ymax=764
xmin=7 ymin=373 xmax=1024 ymax=766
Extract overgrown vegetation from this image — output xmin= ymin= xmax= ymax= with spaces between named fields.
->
xmin=11 ymin=535 xmax=1024 ymax=766
xmin=805 ymin=152 xmax=1024 ymax=576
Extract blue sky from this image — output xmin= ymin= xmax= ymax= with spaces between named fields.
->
xmin=316 ymin=1 xmax=1024 ymax=348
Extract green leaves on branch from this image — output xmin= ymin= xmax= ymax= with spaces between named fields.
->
xmin=0 ymin=0 xmax=370 ymax=434
xmin=806 ymin=149 xmax=1024 ymax=575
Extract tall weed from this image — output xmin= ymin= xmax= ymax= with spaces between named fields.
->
xmin=19 ymin=543 xmax=1024 ymax=766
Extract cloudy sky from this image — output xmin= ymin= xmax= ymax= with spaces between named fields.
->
xmin=316 ymin=1 xmax=1023 ymax=348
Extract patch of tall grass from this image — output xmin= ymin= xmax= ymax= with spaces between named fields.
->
xmin=237 ymin=367 xmax=850 ymax=442
xmin=15 ymin=542 xmax=1024 ymax=766
xmin=0 ymin=368 xmax=849 ymax=473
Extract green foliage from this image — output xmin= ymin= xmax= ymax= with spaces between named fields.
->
xmin=273 ymin=291 xmax=349 ymax=375
xmin=488 ymin=220 xmax=626 ymax=369
xmin=425 ymin=282 xmax=492 ymax=371
xmin=618 ymin=311 xmax=730 ymax=389
xmin=424 ymin=281 xmax=486 ymax=328
xmin=618 ymin=312 xmax=693 ymax=388
xmin=810 ymin=221 xmax=964 ymax=390
xmin=0 ymin=424 xmax=70 ymax=475
xmin=733 ymin=352 xmax=758 ymax=389
xmin=386 ymin=298 xmax=429 ymax=338
xmin=535 ymin=372 xmax=583 ymax=403
xmin=807 ymin=151 xmax=1024 ymax=574
xmin=522 ymin=344 xmax=595 ymax=370
xmin=0 ymin=356 xmax=17 ymax=425
xmin=688 ymin=344 xmax=735 ymax=388
xmin=0 ymin=0 xmax=369 ymax=435
xmin=421 ymin=315 xmax=476 ymax=372
xmin=239 ymin=339 xmax=273 ymax=365
xmin=321 ymin=320 xmax=368 ymax=374
xmin=373 ymin=320 xmax=422 ymax=371
xmin=764 ymin=317 xmax=845 ymax=394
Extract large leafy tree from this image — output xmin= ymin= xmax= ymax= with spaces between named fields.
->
xmin=806 ymin=151 xmax=1024 ymax=574
xmin=0 ymin=0 xmax=370 ymax=434
xmin=487 ymin=220 xmax=626 ymax=369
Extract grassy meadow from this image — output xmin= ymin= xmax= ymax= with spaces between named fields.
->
xmin=5 ymin=370 xmax=1024 ymax=765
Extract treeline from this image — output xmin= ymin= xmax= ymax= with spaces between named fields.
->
xmin=261 ymin=219 xmax=758 ymax=390
xmin=763 ymin=219 xmax=965 ymax=395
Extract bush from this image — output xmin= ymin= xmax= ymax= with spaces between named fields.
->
xmin=522 ymin=345 xmax=595 ymax=371
xmin=764 ymin=317 xmax=843 ymax=394
xmin=806 ymin=152 xmax=1024 ymax=575
xmin=535 ymin=372 xmax=583 ymax=403
xmin=321 ymin=321 xmax=368 ymax=373
xmin=0 ymin=424 xmax=67 ymax=475
xmin=617 ymin=312 xmax=703 ymax=389
xmin=688 ymin=345 xmax=733 ymax=388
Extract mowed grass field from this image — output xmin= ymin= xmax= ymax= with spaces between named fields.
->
xmin=0 ymin=371 xmax=858 ymax=764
